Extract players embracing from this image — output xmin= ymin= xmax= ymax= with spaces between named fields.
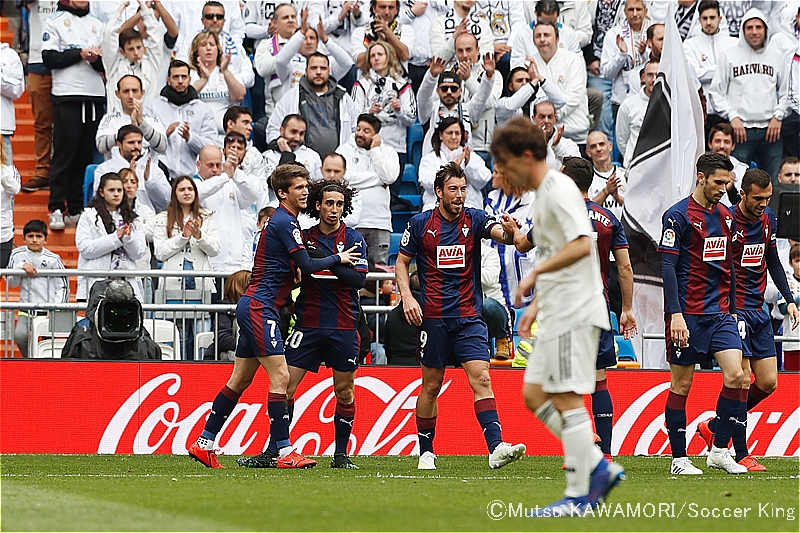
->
xmin=395 ymin=162 xmax=527 ymax=471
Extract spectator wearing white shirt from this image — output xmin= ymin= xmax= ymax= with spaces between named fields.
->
xmin=533 ymin=100 xmax=580 ymax=170
xmin=1 ymin=42 xmax=24 ymax=160
xmin=600 ymin=0 xmax=651 ymax=117
xmin=683 ymin=0 xmax=737 ymax=105
xmin=268 ymin=52 xmax=359 ymax=160
xmin=475 ymin=0 xmax=526 ymax=78
xmin=94 ymin=125 xmax=172 ymax=213
xmin=585 ymin=131 xmax=625 ymax=219
xmin=101 ymin=1 xmax=163 ymax=113
xmin=616 ymin=60 xmax=657 ymax=168
xmin=253 ymin=3 xmax=300 ymax=120
xmin=145 ymin=60 xmax=219 ymax=180
xmin=511 ymin=0 xmax=581 ymax=68
xmin=243 ymin=0 xmax=293 ymax=43
xmin=119 ymin=167 xmax=156 ymax=276
xmin=585 ymin=0 xmax=627 ymax=139
xmin=352 ymin=40 xmax=417 ymax=175
xmin=263 ymin=114 xmax=323 ymax=208
xmin=1 ymin=149 xmax=20 ymax=267
xmin=351 ymin=0 xmax=414 ymax=70
xmin=495 ymin=63 xmax=567 ymax=125
xmin=430 ymin=0 xmax=495 ymax=63
xmin=96 ymin=75 xmax=167 ymax=158
xmin=527 ymin=20 xmax=590 ymax=146
xmin=397 ymin=0 xmax=449 ymax=92
xmin=189 ymin=31 xmax=254 ymax=135
xmin=522 ymin=0 xmax=593 ymax=48
xmin=194 ymin=138 xmax=264 ymax=273
xmin=418 ymin=117 xmax=490 ymax=211
xmin=707 ymin=122 xmax=750 ymax=206
xmin=336 ymin=114 xmax=399 ymax=267
xmin=173 ymin=0 xmax=246 ymax=57
xmin=305 ymin=0 xmax=369 ymax=91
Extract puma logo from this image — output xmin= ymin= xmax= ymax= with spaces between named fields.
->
xmin=338 ymin=418 xmax=354 ymax=427
xmin=427 ymin=229 xmax=437 ymax=237
xmin=418 ymin=432 xmax=432 ymax=439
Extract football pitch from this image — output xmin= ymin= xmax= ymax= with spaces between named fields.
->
xmin=1 ymin=454 xmax=798 ymax=531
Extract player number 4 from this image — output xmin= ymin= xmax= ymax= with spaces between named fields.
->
xmin=737 ymin=320 xmax=747 ymax=340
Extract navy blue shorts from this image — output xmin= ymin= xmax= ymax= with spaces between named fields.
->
xmin=285 ymin=327 xmax=359 ymax=372
xmin=235 ymin=296 xmax=284 ymax=358
xmin=597 ymin=327 xmax=616 ymax=369
xmin=666 ymin=313 xmax=742 ymax=366
xmin=418 ymin=316 xmax=491 ymax=369
xmin=738 ymin=308 xmax=776 ymax=359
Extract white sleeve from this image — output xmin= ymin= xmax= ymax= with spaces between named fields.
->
xmin=121 ymin=219 xmax=148 ymax=261
xmin=153 ymin=211 xmax=190 ymax=261
xmin=369 ymin=145 xmax=400 ymax=186
xmin=615 ymin=102 xmax=631 ymax=162
xmin=1 ymin=164 xmax=21 ymax=195
xmin=708 ymin=51 xmax=733 ymax=120
xmin=568 ymin=2 xmax=593 ymax=49
xmin=0 ymin=48 xmax=24 ymax=100
xmin=254 ymin=36 xmax=277 ymax=77
xmin=324 ymin=37 xmax=355 ymax=81
xmin=464 ymin=152 xmax=491 ymax=190
xmin=196 ymin=211 xmax=221 ymax=258
xmin=231 ymin=168 xmax=263 ymax=207
xmin=195 ymin=175 xmax=229 ymax=202
xmin=142 ymin=163 xmax=172 ymax=212
xmin=75 ymin=214 xmax=124 ymax=260
xmin=429 ymin=16 xmax=453 ymax=61
xmin=600 ymin=28 xmax=628 ymax=80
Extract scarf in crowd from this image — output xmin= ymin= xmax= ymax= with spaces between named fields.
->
xmin=364 ymin=17 xmax=401 ymax=47
xmin=619 ymin=17 xmax=650 ymax=70
xmin=592 ymin=0 xmax=623 ymax=59
xmin=161 ymin=85 xmax=199 ymax=107
xmin=674 ymin=1 xmax=698 ymax=41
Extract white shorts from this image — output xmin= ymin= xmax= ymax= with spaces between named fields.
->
xmin=523 ymin=326 xmax=600 ymax=395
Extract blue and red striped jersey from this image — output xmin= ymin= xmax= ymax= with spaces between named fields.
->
xmin=295 ymin=224 xmax=368 ymax=330
xmin=731 ymin=205 xmax=778 ymax=311
xmin=586 ymin=199 xmax=629 ymax=303
xmin=658 ymin=196 xmax=736 ymax=315
xmin=399 ymin=207 xmax=498 ymax=319
xmin=244 ymin=205 xmax=304 ymax=310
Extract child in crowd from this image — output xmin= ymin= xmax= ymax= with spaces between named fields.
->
xmin=7 ymin=220 xmax=68 ymax=357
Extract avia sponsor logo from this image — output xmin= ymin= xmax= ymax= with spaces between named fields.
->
xmin=702 ymin=236 xmax=727 ymax=262
xmin=741 ymin=243 xmax=765 ymax=267
xmin=437 ymin=245 xmax=465 ymax=269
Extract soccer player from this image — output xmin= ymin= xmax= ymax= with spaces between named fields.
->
xmin=697 ymin=169 xmax=799 ymax=471
xmin=188 ymin=163 xmax=360 ymax=469
xmin=658 ymin=152 xmax=747 ymax=475
xmin=491 ymin=117 xmax=624 ymax=516
xmin=395 ymin=162 xmax=527 ymax=471
xmin=240 ymin=180 xmax=368 ymax=469
xmin=503 ymin=156 xmax=638 ymax=462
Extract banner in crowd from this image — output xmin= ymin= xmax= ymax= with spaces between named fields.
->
xmin=1 ymin=361 xmax=797 ymax=457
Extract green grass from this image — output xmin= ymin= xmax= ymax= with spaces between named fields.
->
xmin=1 ymin=455 xmax=798 ymax=531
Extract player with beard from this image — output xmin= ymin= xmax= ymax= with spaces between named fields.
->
xmin=395 ymin=162 xmax=526 ymax=471
xmin=697 ymin=169 xmax=799 ymax=471
xmin=189 ymin=163 xmax=360 ymax=469
xmin=658 ymin=152 xmax=747 ymax=476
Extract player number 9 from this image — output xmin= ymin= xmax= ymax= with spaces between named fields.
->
xmin=419 ymin=330 xmax=428 ymax=348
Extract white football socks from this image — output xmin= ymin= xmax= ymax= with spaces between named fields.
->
xmin=561 ymin=408 xmax=603 ymax=498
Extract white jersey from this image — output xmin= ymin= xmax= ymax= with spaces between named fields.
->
xmin=41 ymin=9 xmax=105 ymax=97
xmin=27 ymin=1 xmax=59 ymax=65
xmin=6 ymin=246 xmax=68 ymax=304
xmin=530 ymin=170 xmax=609 ymax=338
xmin=1 ymin=164 xmax=21 ymax=243
xmin=191 ymin=62 xmax=255 ymax=135
xmin=588 ymin=164 xmax=626 ymax=221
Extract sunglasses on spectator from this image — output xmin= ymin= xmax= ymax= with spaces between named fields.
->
xmin=204 ymin=13 xmax=225 ymax=20
xmin=224 ymin=135 xmax=246 ymax=144
xmin=439 ymin=85 xmax=460 ymax=93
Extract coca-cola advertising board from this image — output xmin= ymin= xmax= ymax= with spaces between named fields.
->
xmin=0 ymin=361 xmax=797 ymax=457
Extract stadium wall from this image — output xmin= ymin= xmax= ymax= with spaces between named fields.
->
xmin=1 ymin=361 xmax=797 ymax=457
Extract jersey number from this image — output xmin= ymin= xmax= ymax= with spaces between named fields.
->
xmin=286 ymin=330 xmax=303 ymax=349
xmin=419 ymin=330 xmax=428 ymax=348
xmin=738 ymin=320 xmax=747 ymax=340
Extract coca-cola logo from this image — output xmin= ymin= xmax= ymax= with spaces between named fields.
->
xmin=98 ymin=373 xmax=453 ymax=456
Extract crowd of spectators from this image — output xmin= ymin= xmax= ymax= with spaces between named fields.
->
xmin=1 ymin=0 xmax=798 ymax=363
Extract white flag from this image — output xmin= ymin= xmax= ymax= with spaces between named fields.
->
xmin=623 ymin=3 xmax=704 ymax=244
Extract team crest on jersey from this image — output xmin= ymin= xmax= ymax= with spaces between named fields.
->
xmin=292 ymin=228 xmax=303 ymax=245
xmin=401 ymin=228 xmax=410 ymax=247
xmin=64 ymin=18 xmax=71 ymax=27
xmin=741 ymin=244 xmax=765 ymax=267
xmin=337 ymin=242 xmax=344 ymax=253
xmin=725 ymin=216 xmax=732 ymax=229
xmin=490 ymin=13 xmax=508 ymax=35
xmin=461 ymin=224 xmax=469 ymax=237
xmin=702 ymin=236 xmax=727 ymax=261
xmin=661 ymin=229 xmax=676 ymax=248
xmin=437 ymin=245 xmax=465 ymax=268
xmin=42 ymin=32 xmax=50 ymax=41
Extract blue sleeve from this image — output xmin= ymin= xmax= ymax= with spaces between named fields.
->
xmin=399 ymin=218 xmax=420 ymax=258
xmin=662 ymin=252 xmax=683 ymax=314
xmin=657 ymin=209 xmax=682 ymax=255
xmin=279 ymin=219 xmax=307 ymax=255
xmin=766 ymin=245 xmax=793 ymax=304
xmin=349 ymin=229 xmax=369 ymax=273
xmin=610 ymin=212 xmax=629 ymax=249
xmin=476 ymin=209 xmax=499 ymax=240
xmin=290 ymin=248 xmax=340 ymax=275
xmin=728 ymin=217 xmax=737 ymax=315
xmin=330 ymin=265 xmax=367 ymax=289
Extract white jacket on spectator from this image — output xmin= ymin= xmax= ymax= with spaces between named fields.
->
xmin=475 ymin=1 xmax=527 ymax=46
xmin=1 ymin=43 xmax=24 ymax=136
xmin=94 ymin=148 xmax=172 ymax=213
xmin=145 ymin=95 xmax=219 ymax=178
xmin=153 ymin=209 xmax=221 ymax=293
xmin=531 ymin=47 xmax=590 ymax=143
xmin=546 ymin=134 xmax=580 ymax=171
xmin=6 ymin=245 xmax=68 ymax=303
xmin=255 ymin=30 xmax=353 ymax=118
xmin=397 ymin=0 xmax=449 ymax=66
xmin=101 ymin=6 xmax=163 ymax=113
xmin=524 ymin=1 xmax=593 ymax=48
xmin=42 ymin=8 xmax=105 ymax=98
xmin=95 ymin=110 xmax=168 ymax=157
xmin=616 ymin=86 xmax=649 ymax=167
xmin=511 ymin=22 xmax=581 ymax=67
xmin=172 ymin=0 xmax=246 ymax=54
xmin=195 ymin=168 xmax=264 ymax=271
xmin=350 ymin=20 xmax=416 ymax=70
xmin=600 ymin=17 xmax=651 ymax=105
xmin=460 ymin=64 xmax=503 ymax=152
xmin=418 ymin=147 xmax=491 ymax=211
xmin=352 ymin=72 xmax=417 ymax=154
xmin=708 ymin=8 xmax=791 ymax=128
xmin=27 ymin=1 xmax=59 ymax=67
xmin=790 ymin=45 xmax=800 ymax=115
xmin=1 ymin=164 xmax=20 ymax=244
xmin=683 ymin=27 xmax=738 ymax=115
xmin=430 ymin=6 xmax=495 ymax=62
xmin=336 ymin=136 xmax=399 ymax=233
xmin=131 ymin=198 xmax=156 ymax=270
xmin=190 ymin=58 xmax=255 ymax=135
xmin=267 ymin=81 xmax=359 ymax=150
xmin=75 ymin=207 xmax=147 ymax=301
xmin=496 ymin=78 xmax=567 ymax=124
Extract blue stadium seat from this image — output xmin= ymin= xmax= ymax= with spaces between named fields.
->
xmin=616 ymin=336 xmax=636 ymax=361
xmin=610 ymin=311 xmax=619 ymax=334
xmin=83 ymin=164 xmax=99 ymax=205
xmin=398 ymin=194 xmax=421 ymax=209
xmin=392 ymin=212 xmax=415 ymax=234
xmin=408 ymin=122 xmax=424 ymax=169
xmin=399 ymin=164 xmax=418 ymax=195
xmin=388 ymin=232 xmax=403 ymax=266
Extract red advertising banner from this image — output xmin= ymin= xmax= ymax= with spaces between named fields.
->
xmin=0 ymin=361 xmax=797 ymax=457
